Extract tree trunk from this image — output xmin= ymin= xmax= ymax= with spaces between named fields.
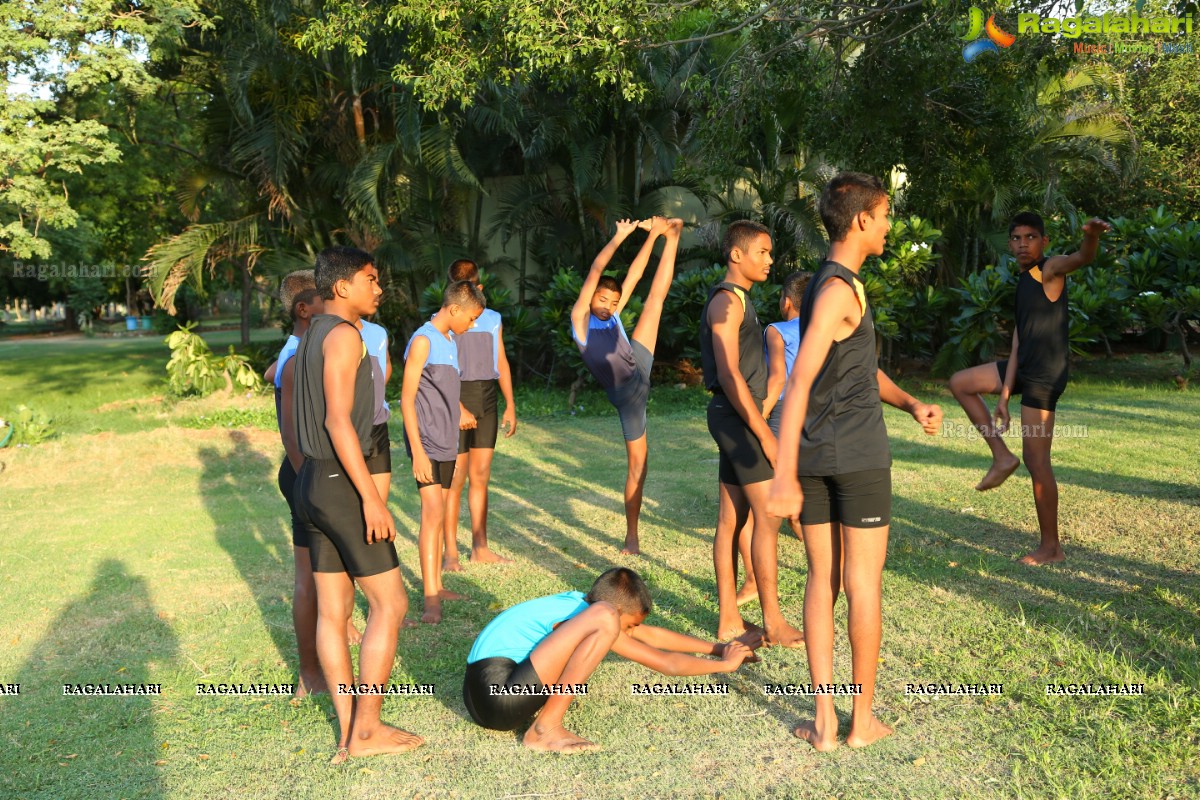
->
xmin=519 ymin=229 xmax=528 ymax=305
xmin=240 ymin=258 xmax=252 ymax=348
xmin=1175 ymin=316 xmax=1192 ymax=368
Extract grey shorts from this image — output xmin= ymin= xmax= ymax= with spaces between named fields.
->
xmin=606 ymin=341 xmax=653 ymax=442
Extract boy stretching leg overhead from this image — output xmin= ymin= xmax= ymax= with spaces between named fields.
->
xmin=570 ymin=216 xmax=682 ymax=554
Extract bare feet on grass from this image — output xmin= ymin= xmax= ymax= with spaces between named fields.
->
xmin=717 ymin=618 xmax=763 ymax=642
xmin=763 ymin=624 xmax=805 ymax=649
xmin=975 ymin=455 xmax=1020 ymax=491
xmin=523 ymin=722 xmax=600 ymax=754
xmin=442 ymin=559 xmax=464 ymax=573
xmin=347 ymin=723 xmax=425 ymax=758
xmin=735 ymin=580 xmax=759 ymax=607
xmin=421 ymin=597 xmax=442 ymax=624
xmin=846 ymin=717 xmax=893 ymax=749
xmin=294 ymin=671 xmax=328 ymax=699
xmin=620 ymin=535 xmax=640 ymax=555
xmin=794 ymin=719 xmax=838 ymax=752
xmin=1019 ymin=545 xmax=1065 ymax=566
xmin=470 ymin=547 xmax=511 ymax=565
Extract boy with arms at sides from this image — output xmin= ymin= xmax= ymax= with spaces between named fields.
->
xmin=462 ymin=567 xmax=760 ymax=753
xmin=570 ymin=215 xmax=682 ymax=555
xmin=292 ymin=247 xmax=421 ymax=761
xmin=402 ymin=281 xmax=486 ymax=624
xmin=442 ymin=258 xmax=518 ymax=571
xmin=359 ymin=315 xmax=394 ymax=515
xmin=731 ymin=270 xmax=812 ymax=608
xmin=700 ymin=220 xmax=804 ymax=648
xmin=767 ymin=173 xmax=942 ymax=751
xmin=949 ymin=212 xmax=1110 ymax=565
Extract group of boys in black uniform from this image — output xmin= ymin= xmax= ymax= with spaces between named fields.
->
xmin=270 ymin=174 xmax=1108 ymax=759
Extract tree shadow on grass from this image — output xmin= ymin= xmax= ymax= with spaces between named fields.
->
xmin=1 ymin=560 xmax=176 ymax=800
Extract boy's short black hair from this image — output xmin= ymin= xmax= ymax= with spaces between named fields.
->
xmin=279 ymin=270 xmax=319 ymax=321
xmin=782 ymin=271 xmax=812 ymax=310
xmin=818 ymin=172 xmax=889 ymax=242
xmin=443 ymin=279 xmax=486 ymax=311
xmin=448 ymin=258 xmax=480 ymax=283
xmin=1009 ymin=212 xmax=1046 ymax=237
xmin=586 ymin=567 xmax=652 ymax=616
xmin=596 ymin=276 xmax=621 ymax=294
xmin=722 ymin=220 xmax=771 ymax=263
xmin=315 ymin=246 xmax=374 ymax=300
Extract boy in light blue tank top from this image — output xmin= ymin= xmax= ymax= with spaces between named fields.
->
xmin=441 ymin=259 xmax=518 ymax=571
xmin=462 ymin=568 xmax=760 ymax=753
xmin=570 ymin=216 xmax=682 ymax=555
xmin=401 ymin=280 xmax=485 ymax=625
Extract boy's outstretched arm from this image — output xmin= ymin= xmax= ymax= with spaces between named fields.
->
xmin=496 ymin=325 xmax=517 ymax=437
xmin=877 ymin=370 xmax=942 ymax=435
xmin=709 ymin=291 xmax=777 ymax=465
xmin=1043 ymin=218 xmax=1111 ymax=280
xmin=766 ymin=279 xmax=858 ymax=521
xmin=611 ymin=631 xmax=753 ymax=677
xmin=614 ymin=217 xmax=667 ymax=316
xmin=631 ymin=624 xmax=762 ymax=657
xmin=570 ymin=219 xmax=641 ymax=344
xmin=324 ymin=325 xmax=395 ymax=542
xmin=401 ymin=335 xmax=434 ymax=485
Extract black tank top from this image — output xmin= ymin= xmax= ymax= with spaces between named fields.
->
xmin=796 ymin=261 xmax=890 ymax=476
xmin=293 ymin=314 xmax=375 ymax=462
xmin=700 ymin=281 xmax=767 ymax=401
xmin=1015 ymin=258 xmax=1068 ymax=390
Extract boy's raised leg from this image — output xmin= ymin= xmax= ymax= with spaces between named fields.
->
xmin=344 ymin=568 xmax=424 ymax=758
xmin=949 ymin=364 xmax=1019 ymax=490
xmin=842 ymin=524 xmax=893 ymax=748
xmin=1018 ymin=405 xmax=1064 ymax=565
xmin=524 ymin=603 xmax=622 ymax=753
xmin=629 ymin=218 xmax=682 ymax=353
xmin=622 ymin=435 xmax=648 ymax=554
xmin=794 ymin=521 xmax=841 ymax=751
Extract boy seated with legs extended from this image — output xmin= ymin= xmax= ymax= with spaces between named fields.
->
xmin=442 ymin=258 xmax=518 ymax=571
xmin=402 ymin=280 xmax=486 ymax=623
xmin=570 ymin=216 xmax=682 ymax=555
xmin=462 ymin=567 xmax=759 ymax=753
xmin=949 ymin=212 xmax=1110 ymax=565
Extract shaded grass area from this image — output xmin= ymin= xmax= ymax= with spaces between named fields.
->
xmin=0 ymin=341 xmax=1196 ymax=798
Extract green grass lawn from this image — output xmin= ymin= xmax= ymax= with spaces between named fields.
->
xmin=0 ymin=342 xmax=1196 ymax=799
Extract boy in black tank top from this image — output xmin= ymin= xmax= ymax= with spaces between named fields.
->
xmin=293 ymin=246 xmax=423 ymax=762
xmin=949 ymin=213 xmax=1110 ymax=566
xmin=701 ymin=220 xmax=804 ymax=649
xmin=768 ymin=173 xmax=943 ymax=752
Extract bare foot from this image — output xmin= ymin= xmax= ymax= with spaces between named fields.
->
xmin=470 ymin=548 xmax=511 ymax=565
xmin=421 ymin=598 xmax=442 ymax=624
xmin=735 ymin=581 xmax=759 ymax=607
xmin=438 ymin=589 xmax=467 ymax=601
xmin=295 ymin=671 xmax=328 ymax=699
xmin=667 ymin=218 xmax=684 ymax=235
xmin=620 ymin=535 xmax=640 ymax=555
xmin=764 ymin=624 xmax=805 ymax=649
xmin=846 ymin=717 xmax=893 ymax=748
xmin=794 ymin=719 xmax=838 ymax=752
xmin=329 ymin=746 xmax=349 ymax=765
xmin=347 ymin=723 xmax=425 ymax=757
xmin=442 ymin=559 xmax=464 ymax=573
xmin=399 ymin=618 xmax=419 ymax=630
xmin=345 ymin=621 xmax=362 ymax=646
xmin=975 ymin=455 xmax=1020 ymax=491
xmin=1018 ymin=545 xmax=1065 ymax=566
xmin=523 ymin=722 xmax=600 ymax=754
xmin=717 ymin=618 xmax=763 ymax=642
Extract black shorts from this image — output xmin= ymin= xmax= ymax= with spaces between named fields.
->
xmin=606 ymin=340 xmax=653 ymax=442
xmin=295 ymin=459 xmax=400 ymax=578
xmin=995 ymin=360 xmax=1064 ymax=412
xmin=462 ymin=656 xmax=547 ymax=731
xmin=707 ymin=394 xmax=773 ymax=487
xmin=799 ymin=469 xmax=891 ymax=528
xmin=459 ymin=380 xmax=499 ymax=452
xmin=416 ymin=459 xmax=456 ymax=491
xmin=276 ymin=458 xmax=308 ymax=548
xmin=365 ymin=422 xmax=392 ymax=474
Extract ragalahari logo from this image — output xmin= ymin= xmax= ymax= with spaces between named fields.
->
xmin=962 ymin=7 xmax=1016 ymax=61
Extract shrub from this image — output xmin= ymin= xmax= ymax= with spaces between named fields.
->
xmin=165 ymin=323 xmax=264 ymax=397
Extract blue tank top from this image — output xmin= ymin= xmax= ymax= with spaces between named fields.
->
xmin=457 ymin=308 xmax=502 ymax=381
xmin=467 ymin=591 xmax=590 ymax=664
xmin=574 ymin=314 xmax=636 ymax=390
xmin=272 ymin=334 xmax=301 ymax=431
xmin=765 ymin=319 xmax=800 ymax=403
xmin=360 ymin=320 xmax=390 ymax=424
xmin=403 ymin=322 xmax=462 ymax=462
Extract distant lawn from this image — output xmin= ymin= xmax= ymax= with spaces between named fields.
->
xmin=0 ymin=340 xmax=1196 ymax=799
